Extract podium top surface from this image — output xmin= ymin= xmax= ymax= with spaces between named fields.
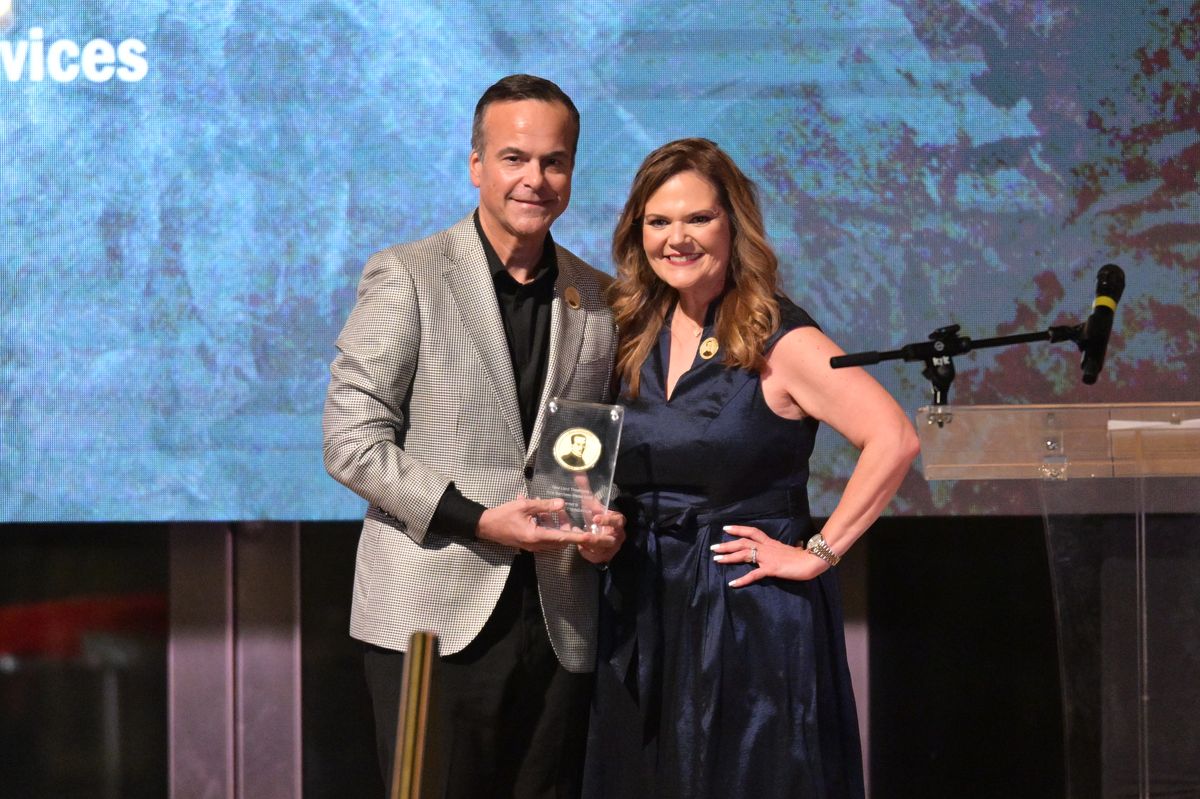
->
xmin=916 ymin=402 xmax=1200 ymax=481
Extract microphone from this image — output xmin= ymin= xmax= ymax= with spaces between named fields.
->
xmin=1080 ymin=264 xmax=1125 ymax=384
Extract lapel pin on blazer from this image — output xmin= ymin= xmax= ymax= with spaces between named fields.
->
xmin=564 ymin=286 xmax=581 ymax=309
xmin=699 ymin=336 xmax=720 ymax=360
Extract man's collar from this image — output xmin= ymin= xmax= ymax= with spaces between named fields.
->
xmin=472 ymin=209 xmax=557 ymax=281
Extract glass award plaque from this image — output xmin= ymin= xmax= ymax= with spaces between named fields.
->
xmin=530 ymin=397 xmax=624 ymax=530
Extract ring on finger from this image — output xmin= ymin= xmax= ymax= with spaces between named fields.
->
xmin=749 ymin=546 xmax=758 ymax=566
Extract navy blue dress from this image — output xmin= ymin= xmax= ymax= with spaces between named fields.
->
xmin=587 ymin=296 xmax=865 ymax=799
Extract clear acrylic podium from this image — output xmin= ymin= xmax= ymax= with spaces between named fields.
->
xmin=917 ymin=403 xmax=1200 ymax=799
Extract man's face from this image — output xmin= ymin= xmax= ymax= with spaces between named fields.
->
xmin=469 ymin=99 xmax=575 ymax=249
xmin=571 ymin=435 xmax=587 ymax=457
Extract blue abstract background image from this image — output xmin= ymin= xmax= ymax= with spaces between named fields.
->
xmin=2 ymin=0 xmax=1197 ymax=521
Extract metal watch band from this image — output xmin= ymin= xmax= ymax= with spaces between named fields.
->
xmin=806 ymin=533 xmax=841 ymax=566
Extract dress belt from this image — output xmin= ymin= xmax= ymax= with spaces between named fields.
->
xmin=631 ymin=485 xmax=809 ymax=539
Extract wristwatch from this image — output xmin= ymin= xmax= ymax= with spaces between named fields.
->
xmin=806 ymin=533 xmax=841 ymax=567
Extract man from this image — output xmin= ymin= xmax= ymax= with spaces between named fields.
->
xmin=323 ymin=75 xmax=623 ymax=797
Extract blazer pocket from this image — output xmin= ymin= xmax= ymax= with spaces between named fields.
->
xmin=577 ymin=327 xmax=617 ymax=366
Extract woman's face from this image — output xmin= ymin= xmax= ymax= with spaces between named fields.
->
xmin=640 ymin=170 xmax=731 ymax=303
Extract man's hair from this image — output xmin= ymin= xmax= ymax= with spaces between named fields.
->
xmin=571 ymin=433 xmax=587 ymax=444
xmin=471 ymin=74 xmax=580 ymax=156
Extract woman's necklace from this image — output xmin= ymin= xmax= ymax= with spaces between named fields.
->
xmin=671 ymin=315 xmax=703 ymax=340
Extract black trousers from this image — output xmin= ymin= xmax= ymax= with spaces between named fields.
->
xmin=363 ymin=553 xmax=593 ymax=799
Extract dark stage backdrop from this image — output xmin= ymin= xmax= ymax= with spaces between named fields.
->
xmin=2 ymin=1 xmax=1197 ymax=522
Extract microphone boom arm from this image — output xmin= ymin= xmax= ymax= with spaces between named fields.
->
xmin=830 ymin=322 xmax=1085 ymax=405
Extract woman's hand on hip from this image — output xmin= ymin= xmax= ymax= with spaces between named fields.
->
xmin=712 ymin=524 xmax=830 ymax=587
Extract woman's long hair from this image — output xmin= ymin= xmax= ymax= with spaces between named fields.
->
xmin=610 ymin=138 xmax=780 ymax=398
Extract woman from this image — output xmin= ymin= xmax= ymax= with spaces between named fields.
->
xmin=590 ymin=139 xmax=919 ymax=799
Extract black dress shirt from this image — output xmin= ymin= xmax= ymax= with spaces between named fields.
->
xmin=430 ymin=211 xmax=558 ymax=538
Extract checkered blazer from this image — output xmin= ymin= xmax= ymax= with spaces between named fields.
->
xmin=323 ymin=213 xmax=618 ymax=672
